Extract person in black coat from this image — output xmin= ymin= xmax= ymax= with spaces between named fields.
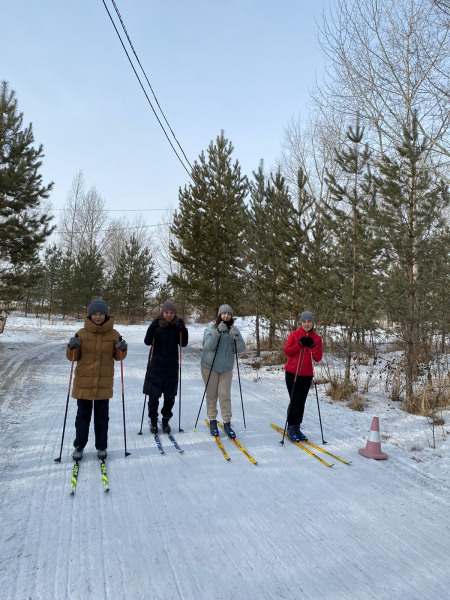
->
xmin=143 ymin=301 xmax=188 ymax=434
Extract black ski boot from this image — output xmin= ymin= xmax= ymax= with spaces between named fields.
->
xmin=209 ymin=419 xmax=219 ymax=436
xmin=72 ymin=446 xmax=84 ymax=460
xmin=223 ymin=422 xmax=236 ymax=439
xmin=295 ymin=425 xmax=308 ymax=441
xmin=150 ymin=419 xmax=158 ymax=434
xmin=162 ymin=418 xmax=171 ymax=434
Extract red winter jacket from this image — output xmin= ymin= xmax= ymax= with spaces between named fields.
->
xmin=284 ymin=326 xmax=323 ymax=376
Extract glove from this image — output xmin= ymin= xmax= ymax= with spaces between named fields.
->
xmin=218 ymin=322 xmax=228 ymax=333
xmin=178 ymin=318 xmax=185 ymax=329
xmin=299 ymin=336 xmax=315 ymax=348
xmin=229 ymin=326 xmax=240 ymax=337
xmin=116 ymin=337 xmax=127 ymax=351
xmin=69 ymin=334 xmax=81 ymax=350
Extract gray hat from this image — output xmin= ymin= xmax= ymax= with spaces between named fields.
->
xmin=218 ymin=304 xmax=233 ymax=316
xmin=300 ymin=311 xmax=314 ymax=324
xmin=161 ymin=301 xmax=176 ymax=313
xmin=88 ymin=299 xmax=109 ymax=317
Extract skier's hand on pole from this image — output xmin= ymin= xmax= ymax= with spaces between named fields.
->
xmin=69 ymin=334 xmax=81 ymax=350
xmin=116 ymin=338 xmax=127 ymax=351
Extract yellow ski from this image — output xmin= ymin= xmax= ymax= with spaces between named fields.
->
xmin=270 ymin=424 xmax=333 ymax=467
xmin=302 ymin=440 xmax=351 ymax=465
xmin=218 ymin=422 xmax=258 ymax=465
xmin=205 ymin=419 xmax=230 ymax=461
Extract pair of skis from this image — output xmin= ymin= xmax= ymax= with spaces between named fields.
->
xmin=149 ymin=421 xmax=184 ymax=455
xmin=270 ymin=423 xmax=351 ymax=467
xmin=70 ymin=458 xmax=109 ymax=495
xmin=205 ymin=419 xmax=258 ymax=465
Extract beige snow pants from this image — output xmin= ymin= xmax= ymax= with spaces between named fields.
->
xmin=201 ymin=366 xmax=233 ymax=423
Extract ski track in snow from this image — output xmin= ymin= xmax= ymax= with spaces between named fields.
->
xmin=0 ymin=322 xmax=449 ymax=600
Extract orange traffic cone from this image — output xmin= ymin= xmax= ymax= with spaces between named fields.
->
xmin=358 ymin=416 xmax=388 ymax=460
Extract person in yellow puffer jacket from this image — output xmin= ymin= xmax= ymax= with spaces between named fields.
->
xmin=66 ymin=299 xmax=127 ymax=460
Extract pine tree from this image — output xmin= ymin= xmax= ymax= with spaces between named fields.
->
xmin=324 ymin=123 xmax=379 ymax=381
xmin=74 ymin=244 xmax=105 ymax=314
xmin=372 ymin=116 xmax=450 ymax=408
xmin=0 ymin=81 xmax=54 ymax=310
xmin=41 ymin=245 xmax=63 ymax=319
xmin=170 ymin=131 xmax=248 ymax=316
xmin=245 ymin=160 xmax=270 ymax=356
xmin=261 ymin=171 xmax=293 ymax=348
xmin=303 ymin=211 xmax=336 ymax=343
xmin=20 ymin=253 xmax=44 ymax=317
xmin=271 ymin=168 xmax=314 ymax=324
xmin=58 ymin=252 xmax=76 ymax=319
xmin=110 ymin=235 xmax=158 ymax=321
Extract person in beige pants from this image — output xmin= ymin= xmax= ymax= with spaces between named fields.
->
xmin=201 ymin=304 xmax=246 ymax=439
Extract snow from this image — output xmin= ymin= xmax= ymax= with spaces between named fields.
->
xmin=0 ymin=316 xmax=449 ymax=600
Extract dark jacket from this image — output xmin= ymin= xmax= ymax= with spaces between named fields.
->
xmin=143 ymin=316 xmax=188 ymax=398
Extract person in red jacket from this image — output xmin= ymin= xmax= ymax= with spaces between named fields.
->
xmin=284 ymin=311 xmax=323 ymax=441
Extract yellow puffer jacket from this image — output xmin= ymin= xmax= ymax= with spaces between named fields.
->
xmin=66 ymin=317 xmax=127 ymax=400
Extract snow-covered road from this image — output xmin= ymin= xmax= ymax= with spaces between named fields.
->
xmin=0 ymin=320 xmax=449 ymax=600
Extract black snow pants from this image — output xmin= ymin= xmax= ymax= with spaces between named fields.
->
xmin=73 ymin=399 xmax=109 ymax=451
xmin=147 ymin=389 xmax=176 ymax=421
xmin=285 ymin=373 xmax=313 ymax=426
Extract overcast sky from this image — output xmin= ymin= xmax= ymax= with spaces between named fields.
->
xmin=1 ymin=0 xmax=330 ymax=227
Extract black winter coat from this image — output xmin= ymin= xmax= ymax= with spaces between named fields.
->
xmin=143 ymin=316 xmax=188 ymax=399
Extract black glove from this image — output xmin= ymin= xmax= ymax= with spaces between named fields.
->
xmin=299 ymin=336 xmax=315 ymax=348
xmin=69 ymin=334 xmax=81 ymax=350
xmin=178 ymin=318 xmax=185 ymax=329
xmin=116 ymin=337 xmax=127 ymax=351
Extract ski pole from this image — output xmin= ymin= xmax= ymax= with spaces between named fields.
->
xmin=234 ymin=337 xmax=246 ymax=430
xmin=138 ymin=396 xmax=147 ymax=435
xmin=138 ymin=344 xmax=154 ymax=435
xmin=179 ymin=331 xmax=183 ymax=433
xmin=119 ymin=337 xmax=131 ymax=457
xmin=280 ymin=346 xmax=305 ymax=446
xmin=193 ymin=333 xmax=222 ymax=430
xmin=54 ymin=333 xmax=78 ymax=463
xmin=311 ymin=354 xmax=327 ymax=444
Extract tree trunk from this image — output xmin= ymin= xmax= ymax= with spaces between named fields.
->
xmin=268 ymin=319 xmax=275 ymax=351
xmin=255 ymin=304 xmax=260 ymax=358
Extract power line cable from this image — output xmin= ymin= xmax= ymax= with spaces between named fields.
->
xmin=56 ymin=222 xmax=172 ymax=234
xmin=109 ymin=0 xmax=194 ymax=172
xmin=51 ymin=207 xmax=168 ymax=212
xmin=100 ymin=0 xmax=194 ymax=182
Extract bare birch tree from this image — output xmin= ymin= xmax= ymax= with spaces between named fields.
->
xmin=58 ymin=170 xmax=85 ymax=257
xmin=316 ymin=0 xmax=450 ymax=179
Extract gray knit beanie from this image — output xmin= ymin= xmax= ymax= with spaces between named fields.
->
xmin=161 ymin=300 xmax=176 ymax=313
xmin=300 ymin=311 xmax=314 ymax=324
xmin=218 ymin=304 xmax=233 ymax=316
xmin=87 ymin=299 xmax=109 ymax=317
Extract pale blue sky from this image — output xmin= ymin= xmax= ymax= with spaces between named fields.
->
xmin=1 ymin=1 xmax=329 ymax=224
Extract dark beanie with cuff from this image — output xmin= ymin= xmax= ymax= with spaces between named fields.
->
xmin=87 ymin=299 xmax=109 ymax=317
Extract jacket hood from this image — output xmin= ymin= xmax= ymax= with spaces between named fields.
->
xmin=158 ymin=315 xmax=179 ymax=328
xmin=84 ymin=316 xmax=114 ymax=334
